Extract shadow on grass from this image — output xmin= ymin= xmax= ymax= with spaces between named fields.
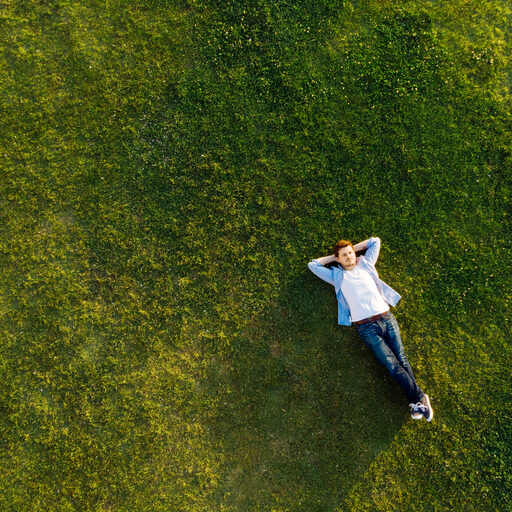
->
xmin=204 ymin=272 xmax=409 ymax=511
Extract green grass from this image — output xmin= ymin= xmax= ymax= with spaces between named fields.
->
xmin=0 ymin=0 xmax=511 ymax=510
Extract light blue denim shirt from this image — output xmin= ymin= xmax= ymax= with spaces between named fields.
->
xmin=307 ymin=237 xmax=401 ymax=326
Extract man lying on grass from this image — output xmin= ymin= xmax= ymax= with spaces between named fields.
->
xmin=308 ymin=237 xmax=433 ymax=421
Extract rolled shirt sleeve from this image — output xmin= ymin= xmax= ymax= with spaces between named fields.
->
xmin=363 ymin=237 xmax=381 ymax=265
xmin=307 ymin=260 xmax=335 ymax=286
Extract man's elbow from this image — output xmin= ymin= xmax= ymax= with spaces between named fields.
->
xmin=368 ymin=236 xmax=381 ymax=248
xmin=307 ymin=261 xmax=318 ymax=271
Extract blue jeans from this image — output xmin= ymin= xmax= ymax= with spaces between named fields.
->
xmin=355 ymin=312 xmax=424 ymax=404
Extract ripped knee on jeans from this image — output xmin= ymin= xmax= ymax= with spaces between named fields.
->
xmin=389 ymin=364 xmax=403 ymax=377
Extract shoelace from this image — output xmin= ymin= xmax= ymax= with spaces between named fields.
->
xmin=415 ymin=402 xmax=427 ymax=412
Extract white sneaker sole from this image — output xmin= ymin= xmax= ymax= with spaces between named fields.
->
xmin=423 ymin=395 xmax=434 ymax=422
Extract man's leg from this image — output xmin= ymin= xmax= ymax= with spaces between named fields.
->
xmin=355 ymin=316 xmax=424 ymax=405
xmin=380 ymin=312 xmax=434 ymax=419
xmin=380 ymin=312 xmax=423 ymax=396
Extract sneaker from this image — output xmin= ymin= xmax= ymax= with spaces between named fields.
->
xmin=409 ymin=403 xmax=423 ymax=420
xmin=418 ymin=395 xmax=434 ymax=422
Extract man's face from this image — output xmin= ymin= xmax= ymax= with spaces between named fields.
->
xmin=336 ymin=245 xmax=356 ymax=270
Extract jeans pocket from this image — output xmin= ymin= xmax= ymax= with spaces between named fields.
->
xmin=356 ymin=324 xmax=375 ymax=344
xmin=355 ymin=323 xmax=368 ymax=334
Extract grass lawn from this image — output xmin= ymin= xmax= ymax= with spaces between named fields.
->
xmin=0 ymin=0 xmax=511 ymax=510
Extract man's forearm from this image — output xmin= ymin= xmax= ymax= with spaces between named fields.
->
xmin=353 ymin=239 xmax=369 ymax=253
xmin=313 ymin=254 xmax=338 ymax=266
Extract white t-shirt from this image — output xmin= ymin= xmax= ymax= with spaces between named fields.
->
xmin=340 ymin=264 xmax=389 ymax=322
